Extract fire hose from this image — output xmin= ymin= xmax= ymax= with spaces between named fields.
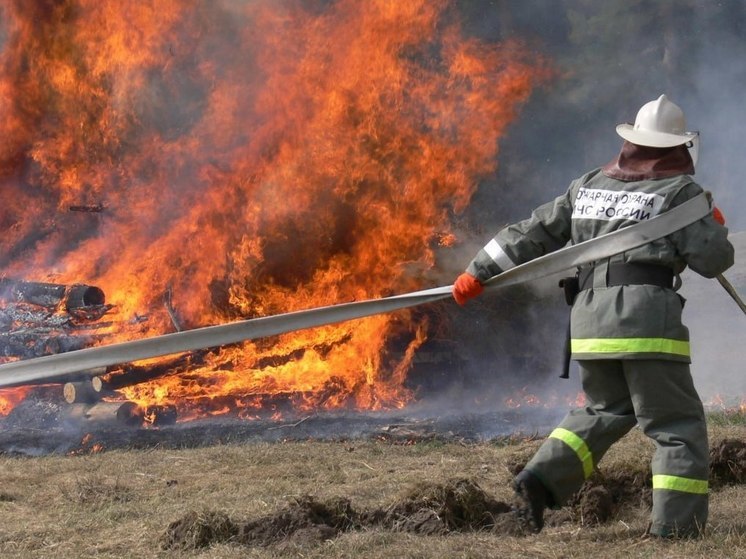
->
xmin=0 ymin=191 xmax=737 ymax=389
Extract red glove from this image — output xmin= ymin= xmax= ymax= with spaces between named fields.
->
xmin=452 ymin=272 xmax=483 ymax=306
xmin=712 ymin=206 xmax=725 ymax=226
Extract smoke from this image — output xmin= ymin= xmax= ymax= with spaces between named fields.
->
xmin=459 ymin=1 xmax=746 ymax=228
xmin=1 ymin=0 xmax=743 ymax=418
xmin=443 ymin=0 xmax=746 ymax=409
xmin=0 ymin=0 xmax=554 ymax=416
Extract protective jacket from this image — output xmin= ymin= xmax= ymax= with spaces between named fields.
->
xmin=466 ymin=169 xmax=734 ymax=362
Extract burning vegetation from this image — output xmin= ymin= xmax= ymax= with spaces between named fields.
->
xmin=0 ymin=0 xmax=551 ymax=420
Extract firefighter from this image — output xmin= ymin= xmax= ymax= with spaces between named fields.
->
xmin=453 ymin=95 xmax=734 ymax=537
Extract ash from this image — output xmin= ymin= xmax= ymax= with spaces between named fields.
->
xmin=0 ymin=392 xmax=564 ymax=457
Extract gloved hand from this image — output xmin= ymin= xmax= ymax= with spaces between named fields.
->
xmin=712 ymin=206 xmax=726 ymax=226
xmin=452 ymin=272 xmax=483 ymax=306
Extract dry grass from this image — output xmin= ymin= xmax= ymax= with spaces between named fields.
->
xmin=0 ymin=422 xmax=744 ymax=558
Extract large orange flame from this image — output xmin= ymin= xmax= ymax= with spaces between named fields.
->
xmin=0 ymin=0 xmax=550 ymax=418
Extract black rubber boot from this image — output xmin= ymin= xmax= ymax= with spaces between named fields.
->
xmin=512 ymin=470 xmax=548 ymax=534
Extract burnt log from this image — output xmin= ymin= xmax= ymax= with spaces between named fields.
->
xmin=66 ymin=401 xmax=137 ymax=426
xmin=0 ymin=305 xmax=72 ymax=330
xmin=163 ymin=287 xmax=182 ymax=332
xmin=140 ymin=404 xmax=178 ymax=426
xmin=68 ymin=204 xmax=105 ymax=213
xmin=99 ymin=351 xmax=209 ymax=391
xmin=114 ymin=401 xmax=177 ymax=427
xmin=66 ymin=400 xmax=177 ymax=427
xmin=0 ymin=279 xmax=105 ymax=311
xmin=0 ymin=303 xmax=112 ymax=331
xmin=0 ymin=331 xmax=92 ymax=359
xmin=63 ymin=377 xmax=105 ymax=404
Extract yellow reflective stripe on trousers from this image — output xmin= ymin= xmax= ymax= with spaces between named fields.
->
xmin=571 ymin=337 xmax=690 ymax=357
xmin=652 ymin=474 xmax=708 ymax=494
xmin=549 ymin=428 xmax=594 ymax=478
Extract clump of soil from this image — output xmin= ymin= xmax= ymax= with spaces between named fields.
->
xmin=557 ymin=469 xmax=651 ymax=527
xmin=236 ymin=496 xmax=357 ymax=547
xmin=710 ymin=438 xmax=746 ymax=485
xmin=164 ymin=446 xmax=746 ymax=552
xmin=163 ymin=497 xmax=356 ymax=550
xmin=369 ymin=478 xmax=513 ymax=535
xmin=162 ymin=479 xmax=520 ymax=550
xmin=162 ymin=510 xmax=238 ymax=549
xmin=577 ymin=485 xmax=613 ymax=525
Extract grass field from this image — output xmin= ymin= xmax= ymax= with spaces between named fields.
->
xmin=0 ymin=417 xmax=744 ymax=558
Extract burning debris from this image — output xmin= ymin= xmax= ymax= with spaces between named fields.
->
xmin=0 ymin=278 xmax=110 ymax=359
xmin=0 ymin=279 xmax=106 ymax=312
xmin=0 ymin=275 xmax=185 ymax=428
xmin=68 ymin=204 xmax=105 ymax=213
xmin=2 ymin=0 xmax=735 ymax=432
xmin=66 ymin=401 xmax=177 ymax=428
xmin=0 ymin=0 xmax=551 ymax=421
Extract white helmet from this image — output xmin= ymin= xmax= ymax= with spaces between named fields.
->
xmin=616 ymin=94 xmax=698 ymax=148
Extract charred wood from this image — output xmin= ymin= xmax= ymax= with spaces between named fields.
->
xmin=66 ymin=304 xmax=113 ymax=323
xmin=163 ymin=287 xmax=182 ymax=332
xmin=99 ymin=351 xmax=209 ymax=390
xmin=66 ymin=401 xmax=177 ymax=427
xmin=64 ymin=401 xmax=115 ymax=423
xmin=0 ymin=278 xmax=105 ymax=311
xmin=115 ymin=401 xmax=177 ymax=427
xmin=65 ymin=285 xmax=106 ymax=310
xmin=251 ymin=334 xmax=353 ymax=370
xmin=0 ymin=331 xmax=93 ymax=359
xmin=68 ymin=204 xmax=105 ymax=213
xmin=0 ymin=303 xmax=111 ymax=331
xmin=141 ymin=404 xmax=178 ymax=426
xmin=0 ymin=304 xmax=73 ymax=331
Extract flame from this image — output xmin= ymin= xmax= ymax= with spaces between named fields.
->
xmin=705 ymin=394 xmax=746 ymax=414
xmin=0 ymin=386 xmax=32 ymax=416
xmin=503 ymin=388 xmax=585 ymax=410
xmin=0 ymin=1 xmax=550 ymax=418
xmin=68 ymin=433 xmax=105 ymax=455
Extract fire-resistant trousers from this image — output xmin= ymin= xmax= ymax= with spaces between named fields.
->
xmin=524 ymin=359 xmax=709 ymax=537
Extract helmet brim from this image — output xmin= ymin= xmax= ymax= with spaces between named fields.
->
xmin=616 ymin=123 xmax=697 ymax=148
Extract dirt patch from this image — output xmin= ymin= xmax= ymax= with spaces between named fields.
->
xmin=163 ymin=497 xmax=356 ymax=550
xmin=163 ymin=441 xmax=746 ymax=550
xmin=368 ymin=478 xmax=513 ymax=535
xmin=163 ymin=479 xmax=521 ymax=550
xmin=547 ymin=468 xmax=652 ymax=527
xmin=577 ymin=485 xmax=614 ymax=525
xmin=162 ymin=510 xmax=238 ymax=550
xmin=710 ymin=438 xmax=746 ymax=485
xmin=236 ymin=496 xmax=357 ymax=547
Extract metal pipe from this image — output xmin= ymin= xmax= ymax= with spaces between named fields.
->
xmin=716 ymin=273 xmax=746 ymax=315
